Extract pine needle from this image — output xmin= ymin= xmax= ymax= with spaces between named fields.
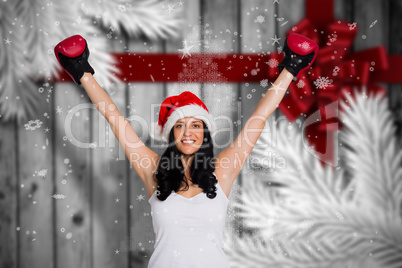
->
xmin=224 ymin=89 xmax=402 ymax=267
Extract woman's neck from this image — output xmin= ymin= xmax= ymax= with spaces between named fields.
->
xmin=181 ymin=155 xmax=194 ymax=178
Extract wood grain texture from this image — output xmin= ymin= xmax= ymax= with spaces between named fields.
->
xmin=92 ymin=38 xmax=129 ymax=268
xmin=335 ymin=0 xmax=353 ymax=21
xmin=18 ymin=85 xmax=54 ymax=268
xmin=240 ymin=0 xmax=276 ymax=123
xmin=335 ymin=0 xmax=358 ymax=184
xmin=201 ymin=0 xmax=243 ymax=256
xmin=277 ymin=0 xmax=304 ymax=128
xmin=0 ymin=122 xmax=18 ymax=268
xmin=236 ymin=0 xmax=278 ymax=249
xmin=353 ymin=0 xmax=393 ymax=146
xmin=202 ymin=0 xmax=240 ymax=157
xmin=354 ymin=0 xmax=389 ymax=49
xmin=388 ymin=0 xmax=402 ymax=147
xmin=166 ymin=0 xmax=202 ymax=97
xmin=55 ymin=83 xmax=92 ymax=268
xmin=128 ymin=40 xmax=165 ymax=267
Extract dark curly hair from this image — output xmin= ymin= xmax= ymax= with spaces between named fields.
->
xmin=154 ymin=121 xmax=217 ymax=201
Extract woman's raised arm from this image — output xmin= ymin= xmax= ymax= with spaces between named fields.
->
xmin=54 ymin=35 xmax=158 ymax=194
xmin=214 ymin=33 xmax=319 ymax=192
xmin=80 ymin=73 xmax=159 ymax=187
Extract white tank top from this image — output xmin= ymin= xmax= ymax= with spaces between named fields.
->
xmin=147 ymin=172 xmax=230 ymax=268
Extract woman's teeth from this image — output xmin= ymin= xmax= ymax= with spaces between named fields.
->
xmin=182 ymin=140 xmax=195 ymax=144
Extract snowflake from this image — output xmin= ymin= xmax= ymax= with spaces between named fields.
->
xmin=206 ymin=71 xmax=223 ymax=82
xmin=165 ymin=4 xmax=175 ymax=14
xmin=328 ymin=33 xmax=337 ymax=43
xmin=296 ymin=79 xmax=306 ymax=88
xmin=255 ymin=15 xmax=265 ymax=24
xmin=136 ymin=194 xmax=145 ymax=201
xmin=178 ymin=39 xmax=194 ymax=59
xmin=267 ymin=59 xmax=279 ymax=68
xmin=4 ymin=38 xmax=12 ymax=45
xmin=24 ymin=119 xmax=43 ymax=130
xmin=179 ymin=67 xmax=197 ymax=82
xmin=52 ymin=194 xmax=67 ymax=199
xmin=207 ymin=232 xmax=216 ymax=240
xmin=260 ymin=79 xmax=269 ymax=88
xmin=313 ymin=76 xmax=333 ymax=89
xmin=37 ymin=169 xmax=48 ymax=178
xmin=173 ymin=249 xmax=181 ymax=257
xmin=210 ymin=62 xmax=218 ymax=70
xmin=269 ymin=81 xmax=287 ymax=94
xmin=250 ymin=69 xmax=258 ymax=76
xmin=348 ymin=22 xmax=357 ymax=30
xmin=185 ymin=26 xmax=201 ymax=48
xmin=298 ymin=41 xmax=311 ymax=51
xmin=335 ymin=211 xmax=344 ymax=221
xmin=227 ymin=205 xmax=237 ymax=221
xmin=198 ymin=54 xmax=213 ymax=67
xmin=299 ymin=219 xmax=315 ymax=230
xmin=333 ymin=66 xmax=340 ymax=73
xmin=55 ymin=106 xmax=63 ymax=114
xmin=117 ymin=4 xmax=127 ymax=12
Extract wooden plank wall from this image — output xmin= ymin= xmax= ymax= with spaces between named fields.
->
xmin=388 ymin=0 xmax=402 ymax=147
xmin=1 ymin=0 xmax=401 ymax=267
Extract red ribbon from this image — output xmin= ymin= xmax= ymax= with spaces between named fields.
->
xmin=55 ymin=53 xmax=282 ymax=83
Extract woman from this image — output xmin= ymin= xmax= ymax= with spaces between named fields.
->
xmin=54 ymin=33 xmax=318 ymax=267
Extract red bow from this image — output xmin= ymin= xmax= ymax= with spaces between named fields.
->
xmin=278 ymin=18 xmax=388 ymax=166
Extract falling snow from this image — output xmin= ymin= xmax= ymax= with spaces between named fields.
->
xmin=328 ymin=33 xmax=337 ymax=43
xmin=55 ymin=106 xmax=63 ymax=114
xmin=260 ymin=79 xmax=269 ymax=88
xmin=176 ymin=24 xmax=228 ymax=91
xmin=313 ymin=76 xmax=333 ymax=89
xmin=266 ymin=59 xmax=279 ymax=68
xmin=348 ymin=22 xmax=357 ymax=30
xmin=271 ymin=35 xmax=281 ymax=45
xmin=52 ymin=194 xmax=67 ymax=199
xmin=254 ymin=15 xmax=265 ymax=24
xmin=24 ymin=119 xmax=43 ymax=130
xmin=37 ymin=169 xmax=48 ymax=178
xmin=333 ymin=66 xmax=340 ymax=76
xmin=296 ymin=79 xmax=306 ymax=89
xmin=178 ymin=39 xmax=194 ymax=59
xmin=269 ymin=81 xmax=287 ymax=94
xmin=136 ymin=194 xmax=145 ymax=201
xmin=298 ymin=41 xmax=311 ymax=51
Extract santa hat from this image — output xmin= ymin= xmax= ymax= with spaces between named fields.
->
xmin=149 ymin=91 xmax=216 ymax=143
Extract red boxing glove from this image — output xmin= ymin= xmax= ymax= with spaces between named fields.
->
xmin=278 ymin=33 xmax=319 ymax=81
xmin=54 ymin=35 xmax=94 ymax=85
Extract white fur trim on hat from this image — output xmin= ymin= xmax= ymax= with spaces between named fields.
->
xmin=149 ymin=121 xmax=164 ymax=142
xmin=149 ymin=104 xmax=216 ymax=143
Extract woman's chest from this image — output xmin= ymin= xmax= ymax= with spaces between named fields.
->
xmin=150 ymin=193 xmax=228 ymax=231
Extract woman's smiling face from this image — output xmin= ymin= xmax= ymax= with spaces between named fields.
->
xmin=173 ymin=117 xmax=204 ymax=155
